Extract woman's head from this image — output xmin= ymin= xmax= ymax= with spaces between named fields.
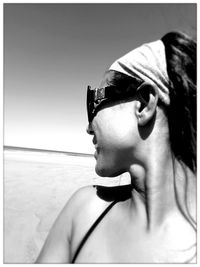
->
xmin=87 ymin=95 xmax=141 ymax=177
xmin=87 ymin=31 xmax=196 ymax=176
xmin=87 ymin=72 xmax=168 ymax=177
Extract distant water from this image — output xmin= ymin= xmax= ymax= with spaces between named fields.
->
xmin=4 ymin=147 xmax=95 ymax=168
xmin=4 ymin=145 xmax=93 ymax=157
xmin=4 ymin=146 xmax=94 ymax=164
xmin=4 ymin=146 xmax=131 ymax=186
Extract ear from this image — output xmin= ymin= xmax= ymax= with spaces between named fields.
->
xmin=135 ymin=83 xmax=159 ymax=126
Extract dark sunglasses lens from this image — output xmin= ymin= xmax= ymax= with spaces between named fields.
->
xmin=87 ymin=86 xmax=92 ymax=122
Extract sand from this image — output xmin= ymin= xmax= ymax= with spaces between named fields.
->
xmin=4 ymin=148 xmax=130 ymax=263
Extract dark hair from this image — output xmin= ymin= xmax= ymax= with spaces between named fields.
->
xmin=161 ymin=32 xmax=197 ymax=237
xmin=161 ymin=31 xmax=196 ymax=173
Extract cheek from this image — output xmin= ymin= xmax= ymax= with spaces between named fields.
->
xmin=104 ymin=114 xmax=137 ymax=150
xmin=94 ymin=108 xmax=138 ymax=177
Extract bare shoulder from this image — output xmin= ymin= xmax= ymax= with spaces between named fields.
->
xmin=70 ymin=185 xmax=133 ymax=241
xmin=51 ymin=185 xmax=99 ymax=235
xmin=58 ymin=185 xmax=102 ymax=234
xmin=67 ymin=185 xmax=108 ymax=223
xmin=36 ymin=185 xmax=130 ymax=263
xmin=36 ymin=186 xmax=98 ymax=263
xmin=66 ymin=184 xmax=133 ymax=219
xmin=68 ymin=185 xmax=131 ymax=221
xmin=67 ymin=185 xmax=98 ymax=209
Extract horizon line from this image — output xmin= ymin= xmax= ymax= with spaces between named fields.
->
xmin=3 ymin=145 xmax=93 ymax=157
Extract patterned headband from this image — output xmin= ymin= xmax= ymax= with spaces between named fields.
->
xmin=109 ymin=40 xmax=170 ymax=105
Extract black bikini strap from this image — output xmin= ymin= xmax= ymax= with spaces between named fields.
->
xmin=72 ymin=200 xmax=118 ymax=263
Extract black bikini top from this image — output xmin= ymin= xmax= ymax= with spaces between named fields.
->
xmin=71 ymin=200 xmax=118 ymax=263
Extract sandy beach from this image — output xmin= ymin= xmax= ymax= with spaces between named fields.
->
xmin=4 ymin=147 xmax=130 ymax=263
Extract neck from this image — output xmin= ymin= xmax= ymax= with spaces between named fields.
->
xmin=128 ymin=138 xmax=183 ymax=229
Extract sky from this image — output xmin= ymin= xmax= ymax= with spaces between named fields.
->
xmin=4 ymin=3 xmax=196 ymax=154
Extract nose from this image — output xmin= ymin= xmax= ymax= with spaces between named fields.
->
xmin=86 ymin=122 xmax=94 ymax=135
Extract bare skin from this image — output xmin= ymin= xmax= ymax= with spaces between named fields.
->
xmin=36 ymin=83 xmax=196 ymax=263
xmin=36 ymin=175 xmax=196 ymax=263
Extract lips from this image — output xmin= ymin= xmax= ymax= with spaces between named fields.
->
xmin=92 ymin=136 xmax=99 ymax=155
xmin=95 ymin=145 xmax=100 ymax=152
xmin=92 ymin=136 xmax=97 ymax=146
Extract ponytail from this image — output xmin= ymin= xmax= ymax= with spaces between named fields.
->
xmin=161 ymin=31 xmax=196 ymax=173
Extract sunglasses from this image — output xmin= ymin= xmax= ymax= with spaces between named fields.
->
xmin=87 ymin=80 xmax=145 ymax=123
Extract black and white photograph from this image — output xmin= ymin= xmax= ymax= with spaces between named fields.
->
xmin=4 ymin=3 xmax=197 ymax=263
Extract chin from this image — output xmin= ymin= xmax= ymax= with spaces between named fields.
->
xmin=95 ymin=163 xmax=124 ymax=178
xmin=95 ymin=164 xmax=108 ymax=177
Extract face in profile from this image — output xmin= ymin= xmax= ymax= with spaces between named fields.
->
xmin=87 ymin=98 xmax=139 ymax=177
